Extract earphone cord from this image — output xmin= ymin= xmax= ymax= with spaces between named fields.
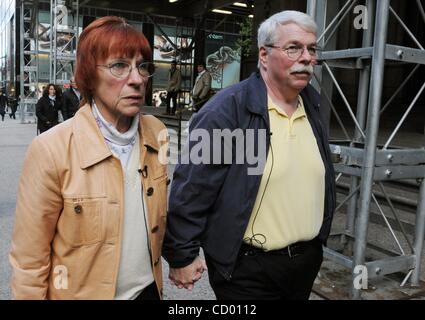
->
xmin=243 ymin=137 xmax=274 ymax=250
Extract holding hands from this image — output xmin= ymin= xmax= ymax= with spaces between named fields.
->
xmin=168 ymin=256 xmax=207 ymax=291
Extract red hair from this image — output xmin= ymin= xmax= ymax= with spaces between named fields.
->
xmin=75 ymin=16 xmax=152 ymax=105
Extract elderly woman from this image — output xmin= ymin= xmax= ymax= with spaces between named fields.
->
xmin=9 ymin=16 xmax=168 ymax=300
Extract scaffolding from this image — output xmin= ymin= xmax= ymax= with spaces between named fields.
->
xmin=18 ymin=0 xmax=78 ymax=123
xmin=175 ymin=16 xmax=195 ymax=113
xmin=19 ymin=0 xmax=39 ymax=123
xmin=49 ymin=0 xmax=78 ymax=85
xmin=175 ymin=17 xmax=195 ymax=152
xmin=308 ymin=0 xmax=425 ymax=299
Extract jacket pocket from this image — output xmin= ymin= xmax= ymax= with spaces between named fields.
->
xmin=58 ymin=199 xmax=102 ymax=247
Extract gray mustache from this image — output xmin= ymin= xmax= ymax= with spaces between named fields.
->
xmin=290 ymin=65 xmax=314 ymax=75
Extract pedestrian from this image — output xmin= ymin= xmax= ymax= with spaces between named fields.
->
xmin=0 ymin=90 xmax=8 ymax=121
xmin=62 ymin=76 xmax=81 ymax=120
xmin=163 ymin=10 xmax=336 ymax=300
xmin=191 ymin=62 xmax=212 ymax=112
xmin=10 ymin=16 xmax=168 ymax=300
xmin=164 ymin=60 xmax=181 ymax=115
xmin=8 ymin=94 xmax=18 ymax=119
xmin=35 ymin=84 xmax=62 ymax=134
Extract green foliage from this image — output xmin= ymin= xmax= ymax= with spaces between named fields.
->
xmin=236 ymin=17 xmax=253 ymax=58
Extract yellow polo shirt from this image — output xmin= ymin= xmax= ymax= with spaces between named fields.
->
xmin=243 ymin=95 xmax=325 ymax=251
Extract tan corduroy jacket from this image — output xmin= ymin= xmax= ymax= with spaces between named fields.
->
xmin=9 ymin=104 xmax=169 ymax=299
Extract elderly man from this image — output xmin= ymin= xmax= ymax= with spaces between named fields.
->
xmin=163 ymin=11 xmax=336 ymax=300
xmin=62 ymin=77 xmax=81 ymax=120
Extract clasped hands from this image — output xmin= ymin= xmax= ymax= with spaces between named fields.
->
xmin=168 ymin=256 xmax=207 ymax=291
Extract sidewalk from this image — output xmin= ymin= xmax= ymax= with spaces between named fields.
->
xmin=0 ymin=116 xmax=37 ymax=300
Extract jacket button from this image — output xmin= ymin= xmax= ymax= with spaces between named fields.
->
xmin=151 ymin=225 xmax=159 ymax=233
xmin=154 ymin=258 xmax=160 ymax=266
xmin=166 ymin=178 xmax=171 ymax=186
xmin=74 ymin=205 xmax=82 ymax=214
xmin=147 ymin=187 xmax=154 ymax=196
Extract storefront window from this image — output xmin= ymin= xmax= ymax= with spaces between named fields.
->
xmin=205 ymin=33 xmax=241 ymax=90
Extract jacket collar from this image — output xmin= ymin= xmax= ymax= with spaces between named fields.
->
xmin=139 ymin=114 xmax=161 ymax=152
xmin=73 ymin=104 xmax=160 ymax=169
xmin=246 ymin=72 xmax=269 ymax=118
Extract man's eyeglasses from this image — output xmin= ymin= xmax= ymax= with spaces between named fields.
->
xmin=264 ymin=44 xmax=321 ymax=61
xmin=96 ymin=61 xmax=155 ymax=79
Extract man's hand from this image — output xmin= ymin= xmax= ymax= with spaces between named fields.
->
xmin=169 ymin=256 xmax=207 ymax=291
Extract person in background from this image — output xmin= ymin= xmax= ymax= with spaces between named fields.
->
xmin=62 ymin=76 xmax=81 ymax=120
xmin=0 ymin=90 xmax=8 ymax=121
xmin=10 ymin=16 xmax=168 ymax=300
xmin=35 ymin=84 xmax=62 ymax=134
xmin=8 ymin=94 xmax=18 ymax=119
xmin=191 ymin=62 xmax=212 ymax=112
xmin=165 ymin=60 xmax=181 ymax=116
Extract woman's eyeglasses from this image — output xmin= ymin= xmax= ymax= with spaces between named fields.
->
xmin=97 ymin=61 xmax=155 ymax=78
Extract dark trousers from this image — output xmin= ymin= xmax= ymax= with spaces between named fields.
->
xmin=134 ymin=282 xmax=160 ymax=300
xmin=10 ymin=108 xmax=17 ymax=119
xmin=206 ymin=237 xmax=323 ymax=300
xmin=1 ymin=113 xmax=4 ymax=121
xmin=166 ymin=91 xmax=178 ymax=115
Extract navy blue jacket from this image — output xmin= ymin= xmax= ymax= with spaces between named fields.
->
xmin=163 ymin=72 xmax=336 ymax=280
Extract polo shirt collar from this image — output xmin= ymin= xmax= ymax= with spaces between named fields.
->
xmin=267 ymin=95 xmax=307 ymax=120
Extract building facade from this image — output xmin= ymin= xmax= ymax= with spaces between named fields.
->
xmin=0 ymin=0 xmax=16 ymax=96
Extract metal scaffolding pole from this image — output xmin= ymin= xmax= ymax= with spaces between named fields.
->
xmin=49 ymin=0 xmax=54 ymax=83
xmin=306 ymin=0 xmax=317 ymax=17
xmin=19 ymin=0 xmax=25 ymax=123
xmin=308 ymin=0 xmax=337 ymax=130
xmin=345 ymin=0 xmax=375 ymax=244
xmin=351 ymin=0 xmax=390 ymax=300
xmin=412 ymin=179 xmax=425 ymax=286
xmin=308 ymin=0 xmax=326 ymax=92
xmin=19 ymin=0 xmax=39 ymax=124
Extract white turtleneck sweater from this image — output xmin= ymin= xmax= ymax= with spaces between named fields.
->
xmin=92 ymin=103 xmax=139 ymax=168
xmin=92 ymin=102 xmax=154 ymax=300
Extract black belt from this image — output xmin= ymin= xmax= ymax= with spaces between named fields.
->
xmin=240 ymin=238 xmax=319 ymax=258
